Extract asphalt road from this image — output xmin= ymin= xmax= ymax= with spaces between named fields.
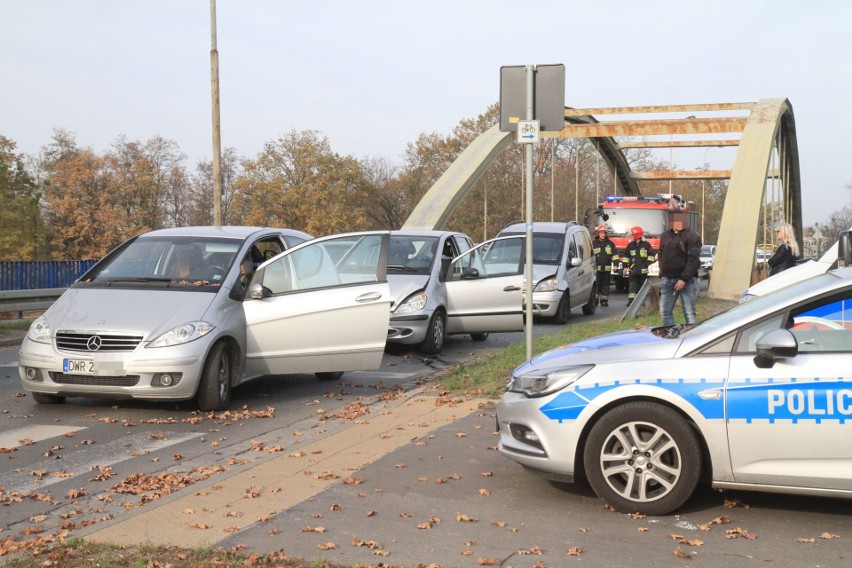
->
xmin=1 ymin=290 xmax=850 ymax=566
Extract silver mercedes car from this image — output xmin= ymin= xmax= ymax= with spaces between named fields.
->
xmin=498 ymin=266 xmax=852 ymax=515
xmin=19 ymin=227 xmax=393 ymax=410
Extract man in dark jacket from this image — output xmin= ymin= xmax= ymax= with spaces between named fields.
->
xmin=658 ymin=213 xmax=702 ymax=326
xmin=593 ymin=225 xmax=615 ymax=306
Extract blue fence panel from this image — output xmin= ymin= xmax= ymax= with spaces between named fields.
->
xmin=0 ymin=260 xmax=99 ymax=291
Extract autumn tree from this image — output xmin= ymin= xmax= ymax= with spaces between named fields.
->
xmin=0 ymin=135 xmax=43 ymax=260
xmin=230 ymin=130 xmax=373 ymax=236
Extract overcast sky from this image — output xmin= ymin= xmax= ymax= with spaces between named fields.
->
xmin=2 ymin=0 xmax=850 ymax=227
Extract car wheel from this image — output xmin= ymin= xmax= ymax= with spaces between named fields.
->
xmin=553 ymin=292 xmax=570 ymax=324
xmin=316 ymin=371 xmax=344 ymax=381
xmin=420 ymin=309 xmax=446 ymax=354
xmin=197 ymin=341 xmax=231 ymax=411
xmin=583 ymin=402 xmax=702 ymax=515
xmin=470 ymin=332 xmax=489 ymax=342
xmin=32 ymin=392 xmax=65 ymax=404
xmin=582 ymin=284 xmax=598 ymax=315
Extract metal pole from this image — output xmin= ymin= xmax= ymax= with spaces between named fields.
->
xmin=550 ymin=140 xmax=555 ymax=222
xmin=524 ymin=65 xmax=535 ymax=361
xmin=483 ymin=175 xmax=488 ymax=242
xmin=595 ymin=146 xmax=600 ymax=206
xmin=210 ymin=0 xmax=223 ymax=226
xmin=574 ymin=141 xmax=580 ymax=220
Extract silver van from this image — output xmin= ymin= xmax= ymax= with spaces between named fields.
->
xmin=496 ymin=222 xmax=597 ymax=323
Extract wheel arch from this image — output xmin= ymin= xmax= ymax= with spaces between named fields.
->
xmin=196 ymin=334 xmax=243 ymax=396
xmin=572 ymin=395 xmax=713 ymax=485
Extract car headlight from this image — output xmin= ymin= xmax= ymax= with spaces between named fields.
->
xmin=533 ymin=277 xmax=558 ymax=292
xmin=148 ymin=321 xmax=214 ymax=348
xmin=27 ymin=316 xmax=51 ymax=344
xmin=394 ymin=292 xmax=427 ymax=314
xmin=507 ymin=364 xmax=594 ymax=397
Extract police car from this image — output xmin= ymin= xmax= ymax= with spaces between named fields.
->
xmin=498 ymin=266 xmax=852 ymax=515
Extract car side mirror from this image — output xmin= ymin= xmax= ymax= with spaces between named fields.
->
xmin=246 ymin=282 xmax=266 ymax=300
xmin=461 ymin=267 xmax=480 ymax=279
xmin=754 ymin=328 xmax=798 ymax=368
xmin=568 ymin=257 xmax=582 ymax=268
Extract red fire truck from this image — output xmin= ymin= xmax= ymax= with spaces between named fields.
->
xmin=595 ymin=194 xmax=699 ymax=291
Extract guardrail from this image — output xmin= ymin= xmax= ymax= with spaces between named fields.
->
xmin=0 ymin=288 xmax=65 ymax=314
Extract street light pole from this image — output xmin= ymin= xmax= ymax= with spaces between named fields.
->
xmin=210 ymin=0 xmax=223 ymax=226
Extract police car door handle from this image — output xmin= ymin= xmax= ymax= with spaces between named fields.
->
xmin=504 ymin=285 xmax=521 ymax=292
xmin=698 ymin=389 xmax=722 ymax=400
xmin=355 ymin=291 xmax=383 ymax=303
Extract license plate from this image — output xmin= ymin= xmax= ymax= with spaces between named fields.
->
xmin=63 ymin=359 xmax=94 ymax=375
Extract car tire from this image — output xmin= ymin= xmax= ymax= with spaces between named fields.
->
xmin=583 ymin=401 xmax=702 ymax=515
xmin=316 ymin=371 xmax=344 ymax=381
xmin=197 ymin=341 xmax=231 ymax=411
xmin=582 ymin=284 xmax=598 ymax=315
xmin=470 ymin=332 xmax=489 ymax=342
xmin=32 ymin=392 xmax=65 ymax=404
xmin=420 ymin=309 xmax=446 ymax=354
xmin=553 ymin=291 xmax=570 ymax=324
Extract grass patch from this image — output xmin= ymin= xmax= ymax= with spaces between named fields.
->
xmin=2 ymin=541 xmax=347 ymax=568
xmin=0 ymin=318 xmax=33 ymax=331
xmin=438 ymin=296 xmax=737 ymax=397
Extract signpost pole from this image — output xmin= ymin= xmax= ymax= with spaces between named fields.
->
xmin=524 ymin=65 xmax=535 ymax=360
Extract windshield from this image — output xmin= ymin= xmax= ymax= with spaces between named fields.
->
xmin=684 ymin=271 xmax=842 ymax=336
xmin=79 ymin=236 xmax=241 ymax=290
xmin=498 ymin=232 xmax=563 ymax=265
xmin=598 ymin=209 xmax=667 ymax=238
xmin=700 ymin=246 xmax=714 ymax=256
xmin=387 ymin=236 xmax=439 ymax=275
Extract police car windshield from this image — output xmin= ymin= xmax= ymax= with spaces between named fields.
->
xmin=687 ymin=271 xmax=844 ymax=336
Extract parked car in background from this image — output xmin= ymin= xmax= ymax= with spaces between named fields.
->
xmin=498 ymin=266 xmax=852 ymax=515
xmin=19 ymin=227 xmax=394 ymax=411
xmin=386 ymin=230 xmax=529 ymax=353
xmin=496 ymin=222 xmax=597 ymax=323
xmin=700 ymin=244 xmax=716 ymax=269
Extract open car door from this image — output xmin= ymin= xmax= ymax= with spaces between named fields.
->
xmin=444 ymin=235 xmax=525 ymax=334
xmin=243 ymin=232 xmax=390 ymax=378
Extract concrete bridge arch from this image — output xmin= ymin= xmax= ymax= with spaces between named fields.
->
xmin=403 ymin=98 xmax=802 ymax=300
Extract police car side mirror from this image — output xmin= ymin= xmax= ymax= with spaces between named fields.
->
xmin=754 ymin=328 xmax=798 ymax=368
xmin=569 ymin=257 xmax=582 ymax=268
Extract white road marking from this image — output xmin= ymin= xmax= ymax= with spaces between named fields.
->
xmin=0 ymin=424 xmax=87 ymax=450
xmin=0 ymin=430 xmax=202 ymax=494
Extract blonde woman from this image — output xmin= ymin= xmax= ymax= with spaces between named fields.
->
xmin=768 ymin=222 xmax=800 ymax=276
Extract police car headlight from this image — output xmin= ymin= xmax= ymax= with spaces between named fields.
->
xmin=394 ymin=292 xmax=427 ymax=314
xmin=508 ymin=364 xmax=594 ymax=397
xmin=27 ymin=316 xmax=51 ymax=344
xmin=534 ymin=277 xmax=558 ymax=292
xmin=148 ymin=321 xmax=214 ymax=348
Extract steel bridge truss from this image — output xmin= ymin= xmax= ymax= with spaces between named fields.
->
xmin=403 ymin=99 xmax=801 ymax=300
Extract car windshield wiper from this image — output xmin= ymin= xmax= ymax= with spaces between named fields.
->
xmin=387 ymin=264 xmax=422 ymax=273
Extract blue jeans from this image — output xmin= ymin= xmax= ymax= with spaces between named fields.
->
xmin=660 ymin=277 xmax=697 ymax=326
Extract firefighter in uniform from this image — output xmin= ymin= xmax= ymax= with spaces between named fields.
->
xmin=592 ymin=225 xmax=615 ymax=306
xmin=625 ymin=225 xmax=655 ymax=305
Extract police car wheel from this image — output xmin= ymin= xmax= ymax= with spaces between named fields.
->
xmin=583 ymin=402 xmax=702 ymax=515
